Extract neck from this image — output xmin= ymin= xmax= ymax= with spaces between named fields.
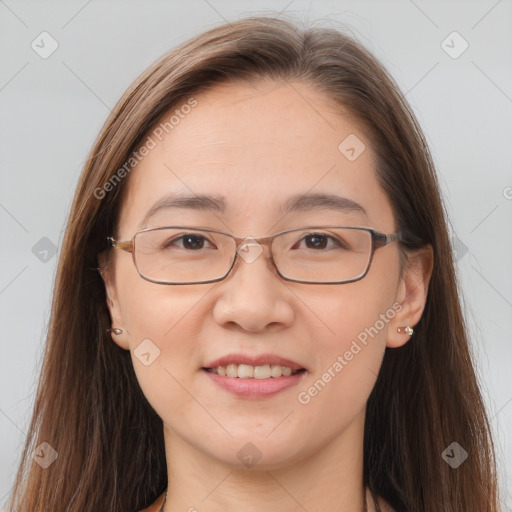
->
xmin=161 ymin=409 xmax=372 ymax=512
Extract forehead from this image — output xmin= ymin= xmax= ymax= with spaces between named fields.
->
xmin=118 ymin=80 xmax=394 ymax=235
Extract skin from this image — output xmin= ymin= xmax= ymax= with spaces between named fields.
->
xmin=100 ymin=80 xmax=433 ymax=512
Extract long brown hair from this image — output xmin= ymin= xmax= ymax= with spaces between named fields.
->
xmin=8 ymin=16 xmax=500 ymax=512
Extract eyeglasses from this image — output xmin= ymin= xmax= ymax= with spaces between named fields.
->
xmin=107 ymin=225 xmax=406 ymax=285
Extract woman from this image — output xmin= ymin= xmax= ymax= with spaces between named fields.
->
xmin=8 ymin=16 xmax=500 ymax=512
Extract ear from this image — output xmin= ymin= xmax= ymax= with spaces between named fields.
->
xmin=97 ymin=251 xmax=130 ymax=350
xmin=387 ymin=244 xmax=434 ymax=348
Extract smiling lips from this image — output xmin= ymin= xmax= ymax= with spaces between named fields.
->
xmin=206 ymin=363 xmax=302 ymax=379
xmin=203 ymin=353 xmax=306 ymax=376
xmin=202 ymin=354 xmax=307 ymax=398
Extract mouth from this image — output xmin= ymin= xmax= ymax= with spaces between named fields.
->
xmin=201 ymin=354 xmax=308 ymax=398
xmin=202 ymin=353 xmax=307 ymax=379
xmin=202 ymin=364 xmax=306 ymax=379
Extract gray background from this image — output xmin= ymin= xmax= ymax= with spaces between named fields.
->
xmin=1 ymin=0 xmax=511 ymax=509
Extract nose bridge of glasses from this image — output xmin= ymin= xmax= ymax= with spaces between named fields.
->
xmin=234 ymin=233 xmax=274 ymax=248
xmin=232 ymin=233 xmax=276 ymax=264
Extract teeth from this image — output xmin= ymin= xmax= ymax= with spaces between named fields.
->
xmin=253 ymin=364 xmax=271 ymax=379
xmin=208 ymin=363 xmax=301 ymax=379
xmin=237 ymin=364 xmax=254 ymax=379
xmin=226 ymin=364 xmax=238 ymax=378
xmin=281 ymin=366 xmax=292 ymax=376
xmin=271 ymin=364 xmax=283 ymax=378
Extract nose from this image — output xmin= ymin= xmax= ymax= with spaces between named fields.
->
xmin=211 ymin=243 xmax=295 ymax=333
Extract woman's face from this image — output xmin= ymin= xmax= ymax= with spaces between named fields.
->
xmin=104 ymin=80 xmax=412 ymax=469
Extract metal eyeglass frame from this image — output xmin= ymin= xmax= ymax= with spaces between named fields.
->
xmin=107 ymin=225 xmax=407 ymax=285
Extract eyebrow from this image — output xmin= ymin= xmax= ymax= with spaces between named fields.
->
xmin=138 ymin=191 xmax=367 ymax=229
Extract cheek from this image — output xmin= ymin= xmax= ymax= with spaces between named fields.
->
xmin=292 ymin=302 xmax=389 ymax=442
xmin=306 ymin=262 xmax=398 ymax=359
xmin=301 ymin=289 xmax=391 ymax=392
xmin=122 ymin=298 xmax=206 ymax=428
xmin=115 ymin=272 xmax=212 ymax=415
xmin=297 ymin=256 xmax=399 ymax=412
xmin=116 ymin=253 xmax=209 ymax=341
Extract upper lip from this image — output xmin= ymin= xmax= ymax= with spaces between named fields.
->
xmin=203 ymin=353 xmax=306 ymax=371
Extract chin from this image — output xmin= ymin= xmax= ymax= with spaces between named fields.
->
xmin=197 ymin=432 xmax=313 ymax=471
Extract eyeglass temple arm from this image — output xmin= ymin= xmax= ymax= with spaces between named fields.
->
xmin=372 ymin=231 xmax=407 ymax=249
xmin=108 ymin=237 xmax=133 ymax=253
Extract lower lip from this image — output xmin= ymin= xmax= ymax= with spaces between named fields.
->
xmin=202 ymin=369 xmax=307 ymax=398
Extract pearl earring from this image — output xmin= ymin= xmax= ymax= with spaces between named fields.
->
xmin=107 ymin=328 xmax=123 ymax=335
xmin=397 ymin=326 xmax=414 ymax=336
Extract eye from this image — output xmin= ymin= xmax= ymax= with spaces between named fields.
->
xmin=163 ymin=233 xmax=217 ymax=251
xmin=294 ymin=233 xmax=347 ymax=250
